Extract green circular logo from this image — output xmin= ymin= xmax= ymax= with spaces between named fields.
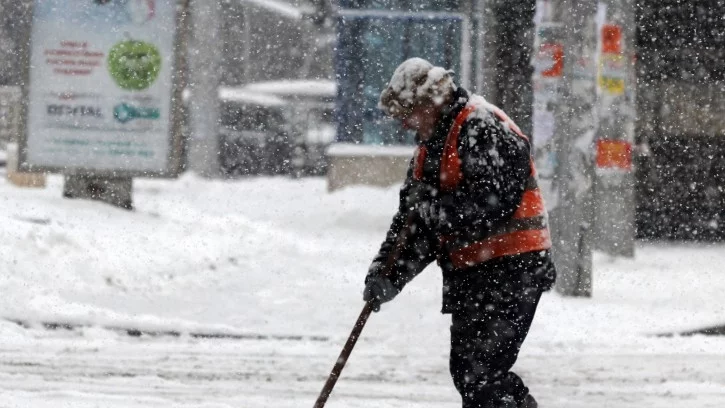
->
xmin=108 ymin=40 xmax=162 ymax=91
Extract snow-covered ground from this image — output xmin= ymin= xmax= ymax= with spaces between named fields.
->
xmin=1 ymin=173 xmax=724 ymax=407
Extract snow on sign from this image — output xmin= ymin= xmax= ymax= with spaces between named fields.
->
xmin=598 ymin=24 xmax=626 ymax=96
xmin=595 ymin=139 xmax=632 ymax=170
xmin=20 ymin=0 xmax=184 ymax=176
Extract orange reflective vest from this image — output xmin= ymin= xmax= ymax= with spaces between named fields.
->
xmin=414 ymin=102 xmax=552 ymax=269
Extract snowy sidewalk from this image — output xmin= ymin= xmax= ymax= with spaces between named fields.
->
xmin=1 ymin=320 xmax=723 ymax=407
xmin=1 ymin=175 xmax=724 ymax=407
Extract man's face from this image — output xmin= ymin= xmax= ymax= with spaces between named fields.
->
xmin=400 ymin=102 xmax=439 ymax=139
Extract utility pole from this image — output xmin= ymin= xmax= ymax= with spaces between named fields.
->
xmin=187 ymin=0 xmax=222 ymax=177
xmin=471 ymin=0 xmax=499 ymax=100
xmin=470 ymin=0 xmax=536 ymax=135
xmin=549 ymin=0 xmax=599 ymax=297
xmin=493 ymin=0 xmax=537 ymax=136
xmin=592 ymin=0 xmax=637 ymax=257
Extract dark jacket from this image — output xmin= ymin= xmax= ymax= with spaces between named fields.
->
xmin=368 ymin=88 xmax=556 ymax=313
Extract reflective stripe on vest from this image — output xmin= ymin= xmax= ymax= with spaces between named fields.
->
xmin=413 ymin=145 xmax=427 ymax=181
xmin=440 ymin=103 xmax=552 ymax=269
xmin=440 ymin=105 xmax=477 ymax=190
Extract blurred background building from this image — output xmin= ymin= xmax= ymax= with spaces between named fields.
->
xmin=0 ymin=0 xmax=722 ymax=240
xmin=635 ymin=1 xmax=725 ymax=240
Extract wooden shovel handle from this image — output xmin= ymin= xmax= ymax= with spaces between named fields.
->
xmin=312 ymin=212 xmax=416 ymax=407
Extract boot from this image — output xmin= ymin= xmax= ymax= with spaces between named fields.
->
xmin=519 ymin=394 xmax=537 ymax=408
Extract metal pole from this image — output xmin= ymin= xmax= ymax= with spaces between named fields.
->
xmin=242 ymin=5 xmax=251 ymax=81
xmin=550 ymin=0 xmax=598 ymax=297
xmin=493 ymin=0 xmax=537 ymax=136
xmin=188 ymin=0 xmax=222 ymax=177
xmin=474 ymin=0 xmax=498 ymax=100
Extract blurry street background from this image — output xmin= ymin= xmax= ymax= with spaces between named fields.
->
xmin=0 ymin=0 xmax=724 ymax=407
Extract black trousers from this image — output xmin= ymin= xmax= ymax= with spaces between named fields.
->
xmin=449 ymin=280 xmax=542 ymax=408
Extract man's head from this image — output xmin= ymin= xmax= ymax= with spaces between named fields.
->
xmin=378 ymin=58 xmax=457 ymax=138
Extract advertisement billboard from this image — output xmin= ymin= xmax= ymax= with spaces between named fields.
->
xmin=21 ymin=0 xmax=185 ymax=176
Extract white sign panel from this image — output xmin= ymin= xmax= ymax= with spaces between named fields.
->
xmin=25 ymin=0 xmax=178 ymax=174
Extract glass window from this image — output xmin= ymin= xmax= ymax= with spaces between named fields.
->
xmin=335 ymin=13 xmax=463 ymax=145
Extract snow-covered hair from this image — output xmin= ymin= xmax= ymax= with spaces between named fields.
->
xmin=378 ymin=57 xmax=458 ymax=117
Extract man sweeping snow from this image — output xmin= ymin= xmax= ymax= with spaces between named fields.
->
xmin=364 ymin=58 xmax=557 ymax=408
